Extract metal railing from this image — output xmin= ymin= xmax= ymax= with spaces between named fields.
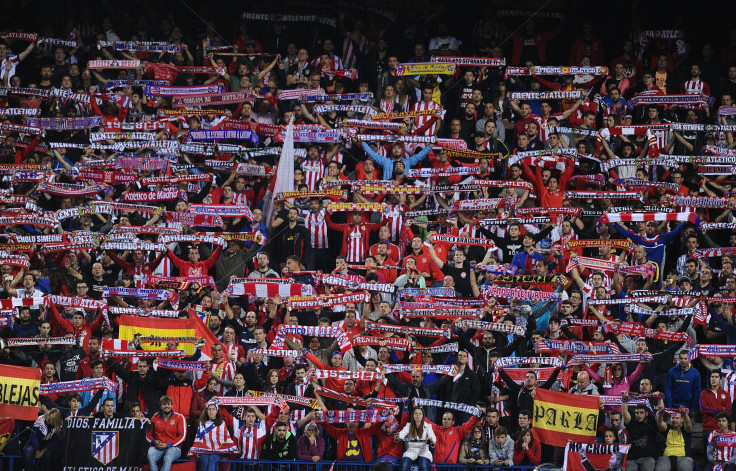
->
xmin=0 ymin=455 xmax=547 ymax=471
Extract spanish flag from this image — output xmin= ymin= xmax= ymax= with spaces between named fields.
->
xmin=117 ymin=312 xmax=223 ymax=359
xmin=533 ymin=388 xmax=599 ymax=447
xmin=0 ymin=365 xmax=41 ymax=421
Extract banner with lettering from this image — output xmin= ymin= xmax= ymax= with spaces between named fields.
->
xmin=563 ymin=442 xmax=630 ymax=471
xmin=533 ymin=388 xmax=599 ymax=447
xmin=0 ymin=364 xmax=40 ymax=421
xmin=61 ymin=417 xmax=149 ymax=469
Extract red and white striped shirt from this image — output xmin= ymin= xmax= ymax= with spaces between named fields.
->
xmin=490 ymin=382 xmax=509 ymax=417
xmin=200 ymin=360 xmax=235 ymax=395
xmin=342 ymin=33 xmax=367 ymax=70
xmin=232 ymin=191 xmax=251 ymax=207
xmin=237 ymin=421 xmax=267 ymax=460
xmin=302 ymin=208 xmax=329 ymax=249
xmin=268 ymin=417 xmax=298 ymax=436
xmin=384 ymin=204 xmax=408 ymax=243
xmin=682 ymin=79 xmax=710 ymax=96
xmin=380 ymin=98 xmax=397 ymax=113
xmin=708 ymin=430 xmax=735 ymax=462
xmin=532 ymin=113 xmax=564 ymax=142
xmin=347 ymin=226 xmax=367 ymax=263
xmin=311 ymin=55 xmax=345 ymax=71
xmin=413 ymin=100 xmax=441 ymax=137
xmin=301 ymin=158 xmax=326 ymax=190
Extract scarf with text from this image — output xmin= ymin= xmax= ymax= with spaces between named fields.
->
xmin=171 ymin=90 xmax=256 ymax=107
xmin=277 ymin=325 xmax=351 ymax=354
xmin=565 ymin=239 xmax=635 ymax=252
xmin=413 ymin=398 xmax=480 ymax=417
xmin=493 ymin=274 xmax=570 ymax=287
xmin=320 ymin=274 xmax=395 ymax=293
xmin=407 ymin=167 xmax=475 ymax=178
xmin=454 ymin=319 xmax=526 ymax=336
xmin=429 ymin=234 xmax=496 ymax=247
xmin=352 ymin=336 xmax=412 ymax=350
xmin=364 ymin=321 xmax=450 ymax=338
xmin=214 ymin=396 xmax=287 ymax=409
xmin=602 ymin=322 xmax=691 ymax=343
xmin=431 ymin=56 xmax=505 ymax=67
xmin=102 ymin=287 xmax=175 ymax=302
xmin=567 ymin=353 xmax=652 ymax=365
xmin=247 ymin=349 xmax=303 ymax=358
xmin=6 ymin=336 xmax=77 ymax=347
xmin=565 ymin=190 xmax=644 ymax=201
xmin=313 ymin=385 xmax=397 ymax=411
xmin=40 ymin=378 xmax=117 ymax=395
xmin=307 ymin=369 xmax=384 ymax=382
xmin=567 ymin=256 xmax=656 ymax=278
xmin=688 ymin=345 xmax=736 ymax=361
xmin=413 ymin=342 xmax=459 ymax=354
xmin=287 ymin=292 xmax=369 ymax=310
xmin=315 ymin=409 xmax=392 ymax=424
xmin=156 ymin=359 xmax=210 ymax=371
xmin=495 ymin=356 xmax=563 ymax=368
xmin=382 ymin=364 xmax=457 ymax=375
xmin=395 ymin=62 xmax=456 ymax=76
xmin=599 ymin=212 xmax=697 ymax=224
xmin=506 ymin=65 xmax=608 ymax=76
xmin=400 ymin=308 xmax=484 ymax=319
xmin=663 ymin=195 xmax=736 ymax=209
xmin=509 ymin=90 xmax=585 ymax=100
xmin=343 ymin=119 xmax=405 ymax=131
xmin=275 ymin=189 xmax=347 ymax=202
xmin=482 ymin=285 xmax=561 ymax=302
xmin=628 ymin=304 xmax=695 ymax=317
xmin=628 ymin=94 xmax=713 ymax=109
xmin=369 ymin=109 xmax=444 ymax=121
xmin=535 ymin=339 xmax=620 ymax=355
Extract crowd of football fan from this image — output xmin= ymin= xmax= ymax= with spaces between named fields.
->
xmin=2 ymin=7 xmax=736 ymax=471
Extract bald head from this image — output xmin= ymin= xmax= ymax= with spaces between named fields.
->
xmin=577 ymin=371 xmax=590 ymax=388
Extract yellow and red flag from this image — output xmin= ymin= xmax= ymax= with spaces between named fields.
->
xmin=533 ymin=388 xmax=599 ymax=447
xmin=0 ymin=365 xmax=41 ymax=421
xmin=117 ymin=313 xmax=223 ymax=359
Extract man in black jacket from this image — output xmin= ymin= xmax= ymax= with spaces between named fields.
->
xmin=496 ymin=365 xmax=561 ymax=434
xmin=262 ymin=422 xmax=296 ymax=461
xmin=270 ymin=207 xmax=311 ymax=269
xmin=444 ymin=350 xmax=480 ymax=423
xmin=386 ymin=368 xmax=452 ymax=424
xmin=106 ymin=357 xmax=167 ymax=416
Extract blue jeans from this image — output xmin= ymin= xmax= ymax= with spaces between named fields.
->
xmin=148 ymin=445 xmax=181 ymax=471
xmin=199 ymin=453 xmax=221 ymax=471
xmin=400 ymin=456 xmax=431 ymax=471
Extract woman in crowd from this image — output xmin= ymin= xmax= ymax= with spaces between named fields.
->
xmin=188 ymin=403 xmax=237 ymax=471
xmin=23 ymin=408 xmax=62 ymax=471
xmin=397 ymin=407 xmax=436 ymax=471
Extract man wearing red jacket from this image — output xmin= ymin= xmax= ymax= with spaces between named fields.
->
xmin=147 ymin=396 xmax=186 ymax=471
xmin=700 ymin=370 xmax=732 ymax=435
xmin=320 ymin=407 xmax=382 ymax=461
xmin=167 ymin=244 xmax=222 ymax=278
xmin=106 ymin=249 xmax=166 ymax=285
xmin=325 ymin=211 xmax=386 ymax=263
xmin=48 ymin=305 xmax=105 ymax=354
xmin=428 ymin=411 xmax=479 ymax=464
